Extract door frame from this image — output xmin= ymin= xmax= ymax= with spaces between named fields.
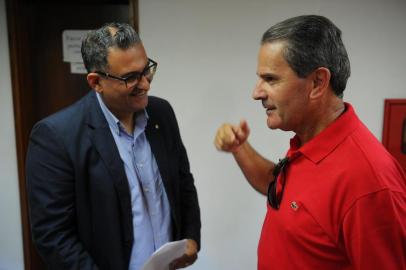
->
xmin=6 ymin=1 xmax=139 ymax=268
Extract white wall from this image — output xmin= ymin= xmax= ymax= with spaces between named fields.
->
xmin=138 ymin=0 xmax=406 ymax=269
xmin=0 ymin=0 xmax=25 ymax=269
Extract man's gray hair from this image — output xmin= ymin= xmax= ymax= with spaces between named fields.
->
xmin=81 ymin=22 xmax=142 ymax=73
xmin=262 ymin=15 xmax=351 ymax=97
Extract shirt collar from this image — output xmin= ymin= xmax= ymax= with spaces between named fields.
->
xmin=96 ymin=92 xmax=149 ymax=136
xmin=289 ymin=102 xmax=360 ymax=164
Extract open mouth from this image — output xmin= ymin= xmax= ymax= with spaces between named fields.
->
xmin=262 ymin=100 xmax=276 ymax=115
xmin=266 ymin=106 xmax=276 ymax=115
xmin=130 ymin=89 xmax=147 ymax=97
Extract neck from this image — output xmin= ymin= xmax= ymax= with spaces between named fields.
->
xmin=98 ymin=93 xmax=137 ymax=134
xmin=113 ymin=111 xmax=135 ymax=134
xmin=296 ymin=96 xmax=345 ymax=146
xmin=121 ymin=115 xmax=135 ymax=134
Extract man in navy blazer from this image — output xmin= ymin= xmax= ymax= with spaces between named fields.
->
xmin=26 ymin=22 xmax=201 ymax=270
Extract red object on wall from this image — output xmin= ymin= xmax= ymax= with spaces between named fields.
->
xmin=382 ymin=99 xmax=406 ymax=172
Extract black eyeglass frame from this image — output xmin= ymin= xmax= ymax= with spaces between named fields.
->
xmin=95 ymin=58 xmax=157 ymax=88
xmin=267 ymin=157 xmax=289 ymax=210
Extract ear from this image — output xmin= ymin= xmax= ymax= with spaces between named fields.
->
xmin=309 ymin=67 xmax=331 ymax=100
xmin=87 ymin=73 xmax=103 ymax=93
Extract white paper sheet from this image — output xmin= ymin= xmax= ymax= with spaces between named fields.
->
xmin=141 ymin=239 xmax=187 ymax=270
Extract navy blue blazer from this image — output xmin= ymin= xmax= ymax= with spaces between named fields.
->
xmin=26 ymin=91 xmax=201 ymax=270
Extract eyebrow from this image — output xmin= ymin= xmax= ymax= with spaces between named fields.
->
xmin=120 ymin=71 xmax=141 ymax=78
xmin=257 ymin=72 xmax=279 ymax=79
xmin=119 ymin=60 xmax=150 ymax=78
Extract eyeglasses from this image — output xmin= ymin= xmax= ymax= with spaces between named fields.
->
xmin=95 ymin=58 xmax=158 ymax=89
xmin=267 ymin=157 xmax=290 ymax=210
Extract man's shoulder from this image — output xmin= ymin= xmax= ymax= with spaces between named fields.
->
xmin=148 ymin=95 xmax=171 ymax=108
xmin=35 ymin=92 xmax=94 ymax=132
xmin=341 ymin=122 xmax=405 ymax=191
xmin=147 ymin=95 xmax=174 ymax=116
xmin=349 ymin=121 xmax=392 ymax=164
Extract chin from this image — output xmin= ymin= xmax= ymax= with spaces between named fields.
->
xmin=130 ymin=95 xmax=148 ymax=111
xmin=266 ymin=117 xmax=280 ymax=130
xmin=267 ymin=124 xmax=279 ymax=130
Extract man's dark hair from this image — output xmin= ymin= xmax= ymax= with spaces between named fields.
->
xmin=81 ymin=22 xmax=142 ymax=73
xmin=261 ymin=15 xmax=351 ymax=97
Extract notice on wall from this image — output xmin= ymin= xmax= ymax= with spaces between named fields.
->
xmin=70 ymin=62 xmax=87 ymax=74
xmin=62 ymin=30 xmax=88 ymax=74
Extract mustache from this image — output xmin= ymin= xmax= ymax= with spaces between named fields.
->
xmin=261 ymin=100 xmax=276 ymax=110
xmin=261 ymin=99 xmax=269 ymax=108
xmin=130 ymin=87 xmax=147 ymax=96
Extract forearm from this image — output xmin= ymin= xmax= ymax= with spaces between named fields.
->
xmin=176 ymin=132 xmax=201 ymax=248
xmin=232 ymin=141 xmax=276 ymax=195
xmin=26 ymin=122 xmax=98 ymax=269
xmin=179 ymin=170 xmax=201 ymax=249
xmin=31 ymin=223 xmax=98 ymax=270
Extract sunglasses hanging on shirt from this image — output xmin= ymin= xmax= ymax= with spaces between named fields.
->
xmin=267 ymin=157 xmax=290 ymax=210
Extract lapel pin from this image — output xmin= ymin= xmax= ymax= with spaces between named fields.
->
xmin=155 ymin=124 xmax=159 ymax=129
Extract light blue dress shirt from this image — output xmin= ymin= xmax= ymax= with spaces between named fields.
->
xmin=96 ymin=93 xmax=172 ymax=270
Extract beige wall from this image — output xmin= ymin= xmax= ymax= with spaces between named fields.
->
xmin=139 ymin=0 xmax=406 ymax=269
xmin=0 ymin=0 xmax=25 ymax=269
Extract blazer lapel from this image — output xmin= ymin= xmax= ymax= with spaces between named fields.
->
xmin=85 ymin=92 xmax=133 ymax=243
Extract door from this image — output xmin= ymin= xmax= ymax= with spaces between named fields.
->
xmin=6 ymin=0 xmax=138 ymax=268
xmin=382 ymin=99 xmax=406 ymax=172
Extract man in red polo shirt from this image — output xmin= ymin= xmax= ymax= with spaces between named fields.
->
xmin=214 ymin=15 xmax=406 ymax=270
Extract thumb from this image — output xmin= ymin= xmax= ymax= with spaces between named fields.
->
xmin=240 ymin=119 xmax=249 ymax=133
xmin=236 ymin=119 xmax=250 ymax=140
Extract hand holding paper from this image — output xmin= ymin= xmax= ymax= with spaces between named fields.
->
xmin=141 ymin=239 xmax=198 ymax=270
xmin=169 ymin=239 xmax=198 ymax=270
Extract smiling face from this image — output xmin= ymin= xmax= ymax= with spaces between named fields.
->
xmin=93 ymin=43 xmax=151 ymax=120
xmin=252 ymin=42 xmax=313 ymax=132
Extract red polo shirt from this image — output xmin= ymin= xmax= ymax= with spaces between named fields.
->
xmin=258 ymin=103 xmax=406 ymax=270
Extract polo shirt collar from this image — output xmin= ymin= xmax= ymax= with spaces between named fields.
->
xmin=289 ymin=103 xmax=360 ymax=164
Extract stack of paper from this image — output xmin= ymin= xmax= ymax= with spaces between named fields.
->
xmin=141 ymin=239 xmax=187 ymax=270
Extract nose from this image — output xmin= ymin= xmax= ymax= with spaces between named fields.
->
xmin=252 ymin=78 xmax=267 ymax=100
xmin=135 ymin=75 xmax=151 ymax=91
